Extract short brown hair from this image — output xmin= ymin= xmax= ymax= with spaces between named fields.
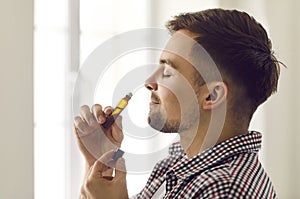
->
xmin=166 ymin=8 xmax=282 ymax=118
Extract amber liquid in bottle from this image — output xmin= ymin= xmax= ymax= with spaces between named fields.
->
xmin=102 ymin=92 xmax=133 ymax=129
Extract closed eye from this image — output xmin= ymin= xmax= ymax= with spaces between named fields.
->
xmin=163 ymin=73 xmax=172 ymax=78
xmin=162 ymin=65 xmax=173 ymax=78
xmin=163 ymin=70 xmax=172 ymax=78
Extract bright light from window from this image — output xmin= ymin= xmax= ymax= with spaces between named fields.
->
xmin=34 ymin=0 xmax=221 ymax=198
xmin=34 ymin=0 xmax=67 ymax=199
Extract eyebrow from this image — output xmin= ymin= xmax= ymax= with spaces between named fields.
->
xmin=159 ymin=58 xmax=178 ymax=69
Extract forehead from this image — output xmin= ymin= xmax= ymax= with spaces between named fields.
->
xmin=161 ymin=30 xmax=222 ymax=83
xmin=159 ymin=30 xmax=199 ymax=70
xmin=163 ymin=30 xmax=197 ymax=57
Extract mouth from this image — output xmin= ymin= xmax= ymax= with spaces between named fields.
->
xmin=150 ymin=93 xmax=160 ymax=106
xmin=150 ymin=101 xmax=159 ymax=106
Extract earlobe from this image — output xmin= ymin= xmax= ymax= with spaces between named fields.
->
xmin=202 ymin=82 xmax=228 ymax=110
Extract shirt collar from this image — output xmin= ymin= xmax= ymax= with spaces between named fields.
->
xmin=168 ymin=141 xmax=184 ymax=155
xmin=169 ymin=131 xmax=262 ymax=180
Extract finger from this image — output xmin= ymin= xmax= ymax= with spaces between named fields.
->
xmin=74 ymin=116 xmax=88 ymax=134
xmin=102 ymin=168 xmax=113 ymax=177
xmin=98 ymin=150 xmax=116 ymax=166
xmin=111 ymin=116 xmax=124 ymax=143
xmin=104 ymin=106 xmax=113 ymax=115
xmin=89 ymin=160 xmax=106 ymax=178
xmin=89 ymin=150 xmax=115 ymax=178
xmin=114 ymin=115 xmax=123 ymax=129
xmin=80 ymin=105 xmax=96 ymax=125
xmin=73 ymin=123 xmax=80 ymax=138
xmin=114 ymin=158 xmax=127 ymax=181
xmin=80 ymin=185 xmax=87 ymax=199
xmin=91 ymin=104 xmax=106 ymax=124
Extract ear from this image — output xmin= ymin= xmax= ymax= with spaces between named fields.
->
xmin=202 ymin=82 xmax=228 ymax=110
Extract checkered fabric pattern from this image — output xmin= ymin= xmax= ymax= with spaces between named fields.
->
xmin=131 ymin=131 xmax=277 ymax=198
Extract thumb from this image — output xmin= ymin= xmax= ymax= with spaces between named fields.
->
xmin=89 ymin=159 xmax=107 ymax=179
xmin=89 ymin=150 xmax=115 ymax=178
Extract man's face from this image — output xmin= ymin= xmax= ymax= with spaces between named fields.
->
xmin=145 ymin=30 xmax=203 ymax=133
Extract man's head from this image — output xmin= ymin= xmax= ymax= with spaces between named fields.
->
xmin=166 ymin=9 xmax=281 ymax=121
xmin=145 ymin=8 xmax=281 ymax=133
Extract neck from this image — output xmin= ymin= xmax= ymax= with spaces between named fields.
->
xmin=179 ymin=121 xmax=248 ymax=159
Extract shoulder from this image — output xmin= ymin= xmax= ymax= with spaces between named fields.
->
xmin=191 ymin=153 xmax=277 ymax=198
xmin=191 ymin=162 xmax=232 ymax=198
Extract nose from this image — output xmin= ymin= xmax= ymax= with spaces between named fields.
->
xmin=145 ymin=68 xmax=160 ymax=91
xmin=145 ymin=82 xmax=158 ymax=91
xmin=144 ymin=79 xmax=158 ymax=91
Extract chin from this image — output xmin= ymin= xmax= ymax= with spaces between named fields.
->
xmin=148 ymin=115 xmax=180 ymax=133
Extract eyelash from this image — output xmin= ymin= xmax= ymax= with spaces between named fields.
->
xmin=162 ymin=65 xmax=174 ymax=77
xmin=163 ymin=71 xmax=172 ymax=77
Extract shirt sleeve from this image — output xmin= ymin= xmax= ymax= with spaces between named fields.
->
xmin=192 ymin=168 xmax=231 ymax=199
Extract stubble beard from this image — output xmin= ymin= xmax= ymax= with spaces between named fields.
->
xmin=148 ymin=112 xmax=180 ymax=133
xmin=147 ymin=105 xmax=197 ymax=133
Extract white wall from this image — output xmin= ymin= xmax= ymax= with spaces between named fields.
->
xmin=220 ymin=0 xmax=300 ymax=198
xmin=263 ymin=0 xmax=300 ymax=197
xmin=150 ymin=0 xmax=219 ymax=27
xmin=0 ymin=0 xmax=34 ymax=198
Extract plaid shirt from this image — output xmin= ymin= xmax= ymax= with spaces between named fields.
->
xmin=131 ymin=131 xmax=277 ymax=198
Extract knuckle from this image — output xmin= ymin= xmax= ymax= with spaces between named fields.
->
xmin=93 ymin=104 xmax=102 ymax=110
xmin=84 ymin=179 xmax=91 ymax=190
xmin=104 ymin=106 xmax=113 ymax=114
xmin=105 ymin=106 xmax=113 ymax=110
xmin=78 ymin=122 xmax=87 ymax=131
xmin=80 ymin=185 xmax=86 ymax=195
xmin=74 ymin=115 xmax=81 ymax=120
xmin=80 ymin=105 xmax=90 ymax=111
xmin=89 ymin=119 xmax=97 ymax=126
xmin=74 ymin=116 xmax=82 ymax=123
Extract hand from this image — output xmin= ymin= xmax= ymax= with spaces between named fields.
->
xmin=74 ymin=104 xmax=124 ymax=167
xmin=82 ymin=151 xmax=129 ymax=199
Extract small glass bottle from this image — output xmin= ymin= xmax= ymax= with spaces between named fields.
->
xmin=102 ymin=92 xmax=133 ymax=129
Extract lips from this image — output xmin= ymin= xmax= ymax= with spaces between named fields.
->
xmin=150 ymin=99 xmax=159 ymax=106
xmin=150 ymin=93 xmax=160 ymax=106
xmin=150 ymin=101 xmax=159 ymax=106
xmin=151 ymin=99 xmax=159 ymax=104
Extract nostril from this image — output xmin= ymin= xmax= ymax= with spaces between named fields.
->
xmin=145 ymin=77 xmax=159 ymax=91
xmin=145 ymin=82 xmax=158 ymax=91
xmin=146 ymin=85 xmax=153 ymax=90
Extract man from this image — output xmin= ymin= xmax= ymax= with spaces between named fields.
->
xmin=74 ymin=9 xmax=280 ymax=198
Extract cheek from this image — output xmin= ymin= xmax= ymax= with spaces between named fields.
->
xmin=157 ymin=71 xmax=199 ymax=113
xmin=159 ymin=77 xmax=197 ymax=104
xmin=158 ymin=86 xmax=181 ymax=116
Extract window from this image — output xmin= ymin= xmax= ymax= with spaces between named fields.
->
xmin=34 ymin=0 xmax=68 ymax=198
xmin=34 ymin=1 xmax=226 ymax=198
